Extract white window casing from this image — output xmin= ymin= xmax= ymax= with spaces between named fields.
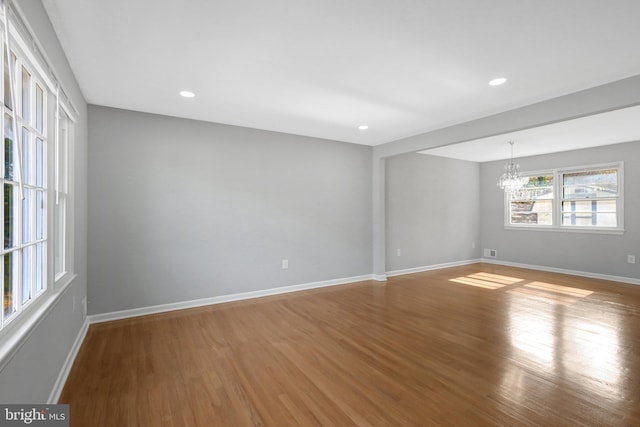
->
xmin=0 ymin=0 xmax=76 ymax=368
xmin=505 ymin=162 xmax=624 ymax=235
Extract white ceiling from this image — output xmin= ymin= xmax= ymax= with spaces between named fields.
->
xmin=420 ymin=105 xmax=640 ymax=162
xmin=42 ymin=0 xmax=640 ymax=147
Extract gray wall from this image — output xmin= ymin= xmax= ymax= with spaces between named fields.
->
xmin=88 ymin=106 xmax=372 ymax=315
xmin=480 ymin=140 xmax=640 ymax=279
xmin=0 ymin=0 xmax=88 ymax=403
xmin=386 ymin=153 xmax=480 ymax=272
xmin=372 ymin=77 xmax=640 ymax=276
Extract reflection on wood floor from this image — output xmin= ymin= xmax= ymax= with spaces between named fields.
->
xmin=60 ymin=263 xmax=640 ymax=426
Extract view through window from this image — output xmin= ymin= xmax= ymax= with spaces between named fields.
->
xmin=2 ymin=36 xmax=48 ymax=329
xmin=507 ymin=164 xmax=623 ymax=232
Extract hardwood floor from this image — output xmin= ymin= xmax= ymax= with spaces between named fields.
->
xmin=60 ymin=264 xmax=640 ymax=426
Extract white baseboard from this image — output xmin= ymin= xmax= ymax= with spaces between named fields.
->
xmin=48 ymin=317 xmax=89 ymax=404
xmin=88 ymin=273 xmax=375 ymax=324
xmin=481 ymin=258 xmax=640 ymax=286
xmin=373 ymin=274 xmax=387 ymax=281
xmin=386 ymin=259 xmax=482 ymax=277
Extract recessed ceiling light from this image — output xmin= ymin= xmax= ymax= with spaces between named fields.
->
xmin=489 ymin=78 xmax=507 ymax=86
xmin=180 ymin=90 xmax=195 ymax=98
xmin=358 ymin=125 xmax=369 ymax=130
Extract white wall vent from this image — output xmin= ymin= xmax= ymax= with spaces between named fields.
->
xmin=484 ymin=249 xmax=497 ymax=258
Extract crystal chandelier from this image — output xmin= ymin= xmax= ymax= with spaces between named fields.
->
xmin=497 ymin=141 xmax=527 ymax=193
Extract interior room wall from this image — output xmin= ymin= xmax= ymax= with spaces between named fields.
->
xmin=87 ymin=106 xmax=373 ymax=315
xmin=371 ymin=77 xmax=640 ymax=276
xmin=480 ymin=140 xmax=640 ymax=280
xmin=0 ymin=0 xmax=88 ymax=403
xmin=385 ymin=153 xmax=481 ymax=273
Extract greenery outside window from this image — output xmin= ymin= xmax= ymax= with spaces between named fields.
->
xmin=505 ymin=162 xmax=624 ymax=234
xmin=1 ymin=36 xmax=48 ymax=330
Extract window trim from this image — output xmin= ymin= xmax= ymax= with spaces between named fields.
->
xmin=0 ymin=18 xmax=75 ymax=343
xmin=53 ymin=103 xmax=74 ymax=287
xmin=1 ymin=35 xmax=50 ymax=332
xmin=0 ymin=0 xmax=78 ymax=369
xmin=504 ymin=162 xmax=625 ymax=235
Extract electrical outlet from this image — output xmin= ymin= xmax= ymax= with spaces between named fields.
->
xmin=282 ymin=259 xmax=289 ymax=269
xmin=471 ymin=241 xmax=476 ymax=249
xmin=628 ymin=255 xmax=636 ymax=264
xmin=396 ymin=248 xmax=401 ymax=257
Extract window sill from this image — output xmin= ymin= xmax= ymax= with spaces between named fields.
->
xmin=55 ymin=272 xmax=77 ymax=292
xmin=504 ymin=225 xmax=625 ymax=235
xmin=0 ymin=274 xmax=77 ymax=372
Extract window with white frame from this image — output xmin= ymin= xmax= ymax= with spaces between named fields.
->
xmin=508 ymin=174 xmax=554 ymax=226
xmin=0 ymin=6 xmax=75 ymax=336
xmin=54 ymin=107 xmax=69 ymax=279
xmin=506 ymin=163 xmax=624 ymax=233
xmin=2 ymin=36 xmax=48 ymax=328
xmin=561 ymin=168 xmax=620 ymax=227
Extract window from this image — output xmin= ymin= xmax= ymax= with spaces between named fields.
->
xmin=54 ymin=108 xmax=69 ymax=279
xmin=562 ymin=168 xmax=619 ymax=227
xmin=0 ymin=2 xmax=75 ymax=343
xmin=509 ymin=174 xmax=554 ymax=226
xmin=1 ymin=42 xmax=48 ymax=329
xmin=506 ymin=163 xmax=623 ymax=233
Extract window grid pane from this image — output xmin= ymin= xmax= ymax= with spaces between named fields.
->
xmin=561 ymin=199 xmax=618 ymax=227
xmin=1 ymin=41 xmax=49 ymax=332
xmin=561 ymin=169 xmax=618 ymax=228
xmin=35 ymin=243 xmax=43 ymax=293
xmin=3 ymin=51 xmax=13 ymax=110
xmin=509 ymin=175 xmax=554 ymax=226
xmin=36 ymin=137 xmax=43 ymax=187
xmin=562 ymin=169 xmax=618 ymax=200
xmin=3 ymin=252 xmax=15 ymax=320
xmin=35 ymin=85 xmax=43 ymax=133
xmin=4 ymin=114 xmax=14 ymax=180
xmin=22 ymin=67 xmax=31 ymax=122
xmin=22 ymin=127 xmax=31 ymax=184
xmin=35 ymin=190 xmax=43 ymax=240
xmin=22 ymin=189 xmax=31 ymax=243
xmin=4 ymin=183 xmax=16 ymax=249
xmin=22 ymin=247 xmax=31 ymax=305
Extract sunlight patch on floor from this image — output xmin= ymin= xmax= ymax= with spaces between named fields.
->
xmin=507 ymin=287 xmax=577 ymax=306
xmin=449 ymin=273 xmax=594 ymax=304
xmin=468 ymin=272 xmax=523 ymax=285
xmin=450 ymin=277 xmax=504 ymax=289
xmin=524 ymin=281 xmax=593 ymax=297
xmin=450 ymin=272 xmax=524 ymax=290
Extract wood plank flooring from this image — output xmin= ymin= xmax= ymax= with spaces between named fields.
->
xmin=59 ymin=264 xmax=640 ymax=426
